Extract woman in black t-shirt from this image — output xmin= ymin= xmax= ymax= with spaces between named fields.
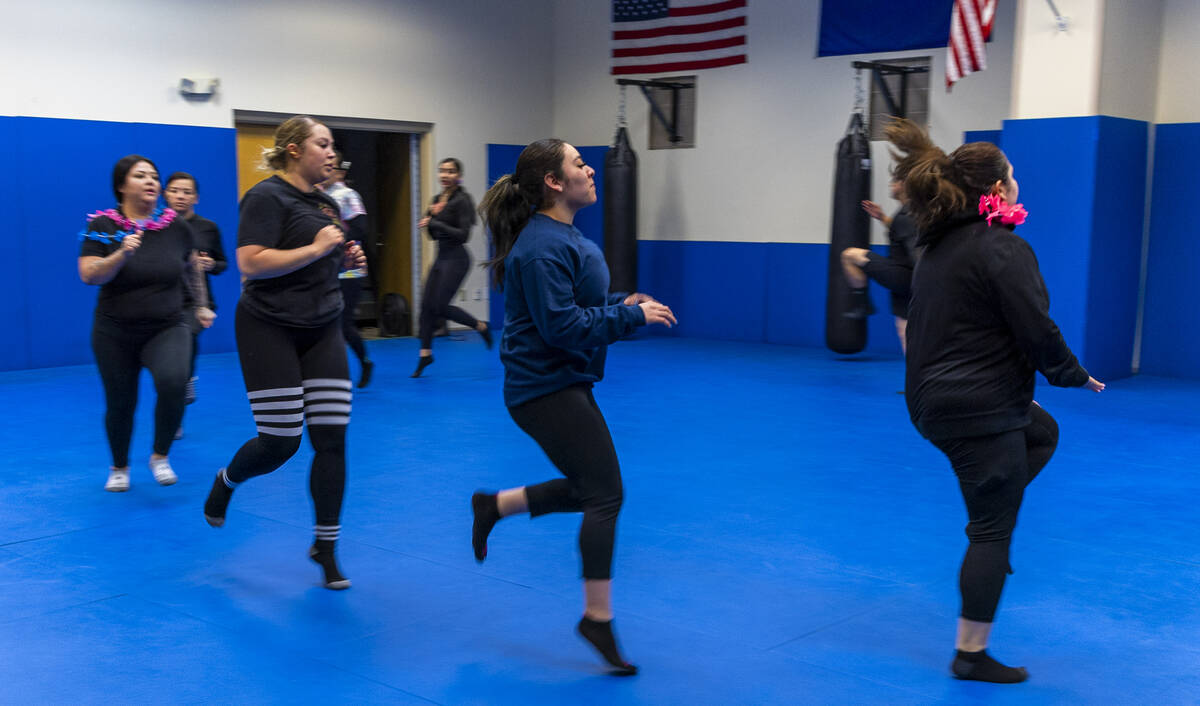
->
xmin=78 ymin=154 xmax=212 ymax=492
xmin=411 ymin=157 xmax=492 ymax=377
xmin=203 ymin=116 xmax=365 ymax=591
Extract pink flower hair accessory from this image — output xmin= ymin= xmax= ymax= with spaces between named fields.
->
xmin=979 ymin=194 xmax=1027 ymax=226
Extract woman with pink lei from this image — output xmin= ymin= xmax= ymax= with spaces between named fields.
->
xmin=78 ymin=154 xmax=212 ymax=492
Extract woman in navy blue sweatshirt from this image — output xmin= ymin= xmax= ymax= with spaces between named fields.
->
xmin=469 ymin=139 xmax=676 ymax=675
xmin=888 ymin=119 xmax=1105 ymax=684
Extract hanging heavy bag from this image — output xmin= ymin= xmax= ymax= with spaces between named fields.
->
xmin=604 ymin=126 xmax=638 ymax=294
xmin=825 ymin=112 xmax=872 ymax=354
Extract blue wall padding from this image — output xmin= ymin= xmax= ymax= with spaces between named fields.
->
xmin=964 ymin=129 xmax=1003 ymax=148
xmin=0 ymin=118 xmax=30 ymax=371
xmin=1142 ymin=123 xmax=1200 ymax=378
xmin=638 ymin=240 xmax=905 ymax=356
xmin=1083 ymin=117 xmax=1146 ymax=380
xmin=1001 ymin=116 xmax=1144 ymax=381
xmin=4 ymin=116 xmax=238 ymax=371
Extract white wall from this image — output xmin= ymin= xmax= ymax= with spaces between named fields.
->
xmin=1156 ymin=0 xmax=1200 ymax=123
xmin=1098 ymin=0 xmax=1163 ymax=123
xmin=550 ymin=0 xmax=1014 ymax=245
xmin=1011 ymin=0 xmax=1105 ymax=119
xmin=1 ymin=0 xmax=557 ymax=322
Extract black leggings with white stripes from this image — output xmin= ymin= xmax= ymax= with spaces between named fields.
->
xmin=224 ymin=303 xmax=351 ymax=542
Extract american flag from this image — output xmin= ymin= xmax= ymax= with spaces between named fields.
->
xmin=611 ymin=0 xmax=748 ymax=76
xmin=946 ymin=0 xmax=997 ymax=90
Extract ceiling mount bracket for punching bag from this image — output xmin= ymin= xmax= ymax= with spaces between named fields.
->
xmin=615 ymin=78 xmax=691 ymax=144
xmin=851 ymin=61 xmax=930 ymax=120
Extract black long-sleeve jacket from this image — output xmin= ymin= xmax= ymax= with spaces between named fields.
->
xmin=905 ymin=213 xmax=1089 ymax=440
xmin=862 ymin=207 xmax=921 ymax=316
xmin=426 ymin=188 xmax=476 ymax=255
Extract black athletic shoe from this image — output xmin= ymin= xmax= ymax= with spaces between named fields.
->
xmin=203 ymin=469 xmax=234 ymax=527
xmin=358 ymin=359 xmax=374 ymax=388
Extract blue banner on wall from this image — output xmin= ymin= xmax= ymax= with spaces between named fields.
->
xmin=818 ymin=0 xmax=954 ymax=57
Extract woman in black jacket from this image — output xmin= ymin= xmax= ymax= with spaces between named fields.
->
xmin=887 ymin=119 xmax=1104 ymax=684
xmin=411 ymin=158 xmax=492 ymax=377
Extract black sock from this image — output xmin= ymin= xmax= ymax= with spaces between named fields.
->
xmin=358 ymin=359 xmax=374 ymax=388
xmin=471 ymin=491 xmax=500 ymax=562
xmin=203 ymin=469 xmax=235 ymax=528
xmin=577 ymin=617 xmax=638 ymax=676
xmin=479 ymin=323 xmax=494 ymax=349
xmin=309 ymin=539 xmax=351 ymax=590
xmin=951 ymin=649 xmax=1028 ymax=683
xmin=411 ymin=354 xmax=434 ymax=378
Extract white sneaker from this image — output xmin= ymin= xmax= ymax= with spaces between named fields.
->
xmin=149 ymin=458 xmax=177 ymax=486
xmin=105 ymin=468 xmax=130 ymax=492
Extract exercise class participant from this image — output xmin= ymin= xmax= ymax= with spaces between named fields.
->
xmin=319 ymin=153 xmax=373 ymax=388
xmin=840 ymin=176 xmax=921 ymax=352
xmin=411 ymin=157 xmax=492 ymax=377
xmin=79 ymin=155 xmax=212 ymax=492
xmin=164 ymin=171 xmax=227 ymax=424
xmin=203 ymin=116 xmax=366 ymax=591
xmin=888 ymin=118 xmax=1104 ymax=683
xmin=470 ymin=139 xmax=676 ymax=675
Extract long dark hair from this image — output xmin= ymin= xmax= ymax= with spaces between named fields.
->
xmin=885 ymin=118 xmax=1010 ymax=237
xmin=478 ymin=139 xmax=565 ymax=290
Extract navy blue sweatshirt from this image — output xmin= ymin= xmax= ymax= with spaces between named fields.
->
xmin=905 ymin=213 xmax=1089 ymax=440
xmin=500 ymin=213 xmax=646 ymax=407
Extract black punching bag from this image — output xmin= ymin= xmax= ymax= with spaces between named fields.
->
xmin=825 ymin=113 xmax=872 ymax=354
xmin=604 ymin=127 xmax=638 ymax=293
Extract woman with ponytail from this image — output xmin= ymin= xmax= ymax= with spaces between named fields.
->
xmin=886 ymin=119 xmax=1105 ymax=683
xmin=469 ymin=139 xmax=676 ymax=675
xmin=203 ymin=116 xmax=366 ymax=590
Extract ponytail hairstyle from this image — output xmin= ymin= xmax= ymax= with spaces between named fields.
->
xmin=885 ymin=118 xmax=1010 ymax=239
xmin=478 ymin=138 xmax=566 ymax=289
xmin=261 ymin=115 xmax=323 ymax=171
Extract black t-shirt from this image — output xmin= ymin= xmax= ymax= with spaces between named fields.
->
xmin=187 ymin=214 xmax=227 ymax=310
xmin=237 ymin=176 xmax=344 ymax=327
xmin=79 ymin=213 xmax=194 ymax=327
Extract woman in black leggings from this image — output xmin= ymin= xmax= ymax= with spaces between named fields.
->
xmin=203 ymin=116 xmax=365 ymax=590
xmin=470 ymin=139 xmax=676 ymax=674
xmin=411 ymin=158 xmax=492 ymax=377
xmin=78 ymin=154 xmax=212 ymax=492
xmin=887 ymin=119 xmax=1105 ymax=683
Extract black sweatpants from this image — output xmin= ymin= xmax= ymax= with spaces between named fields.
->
xmin=932 ymin=403 xmax=1060 ymax=623
xmin=418 ymin=247 xmax=478 ymax=349
xmin=91 ymin=315 xmax=191 ymax=468
xmin=225 ymin=304 xmax=351 ymax=539
xmin=339 ymin=277 xmax=367 ymax=365
xmin=508 ymin=384 xmax=624 ymax=580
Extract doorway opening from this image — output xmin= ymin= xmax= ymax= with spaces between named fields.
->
xmin=234 ymin=110 xmax=433 ymax=337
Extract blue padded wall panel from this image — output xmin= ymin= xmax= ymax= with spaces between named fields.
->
xmin=0 ymin=118 xmax=30 ymax=371
xmin=1142 ymin=123 xmax=1200 ymax=378
xmin=12 ymin=117 xmax=238 ymax=369
xmin=17 ymin=118 xmax=139 ymax=368
xmin=1083 ymin=117 xmax=1145 ymax=380
xmin=1000 ymin=117 xmax=1097 ymax=361
xmin=764 ymin=243 xmax=826 ymax=347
